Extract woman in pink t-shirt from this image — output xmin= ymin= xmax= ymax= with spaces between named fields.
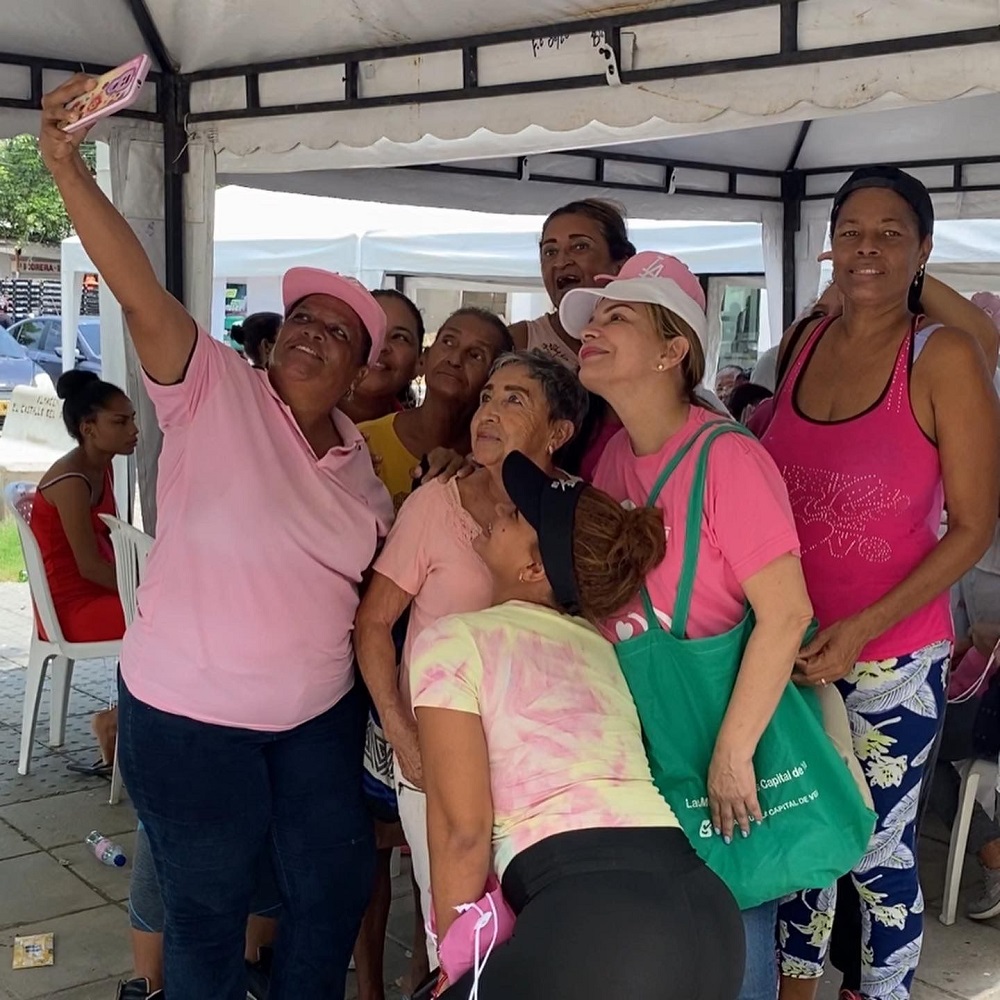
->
xmin=42 ymin=78 xmax=394 ymax=1000
xmin=354 ymin=349 xmax=588 ymax=978
xmin=558 ymin=250 xmax=814 ymax=1000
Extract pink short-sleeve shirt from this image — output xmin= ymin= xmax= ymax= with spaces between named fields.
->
xmin=594 ymin=406 xmax=801 ymax=641
xmin=373 ymin=477 xmax=494 ymax=709
xmin=120 ymin=328 xmax=393 ymax=730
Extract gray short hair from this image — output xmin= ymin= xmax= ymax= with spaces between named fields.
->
xmin=490 ymin=349 xmax=589 ymax=436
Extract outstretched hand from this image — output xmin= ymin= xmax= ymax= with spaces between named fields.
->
xmin=39 ymin=75 xmax=98 ymax=170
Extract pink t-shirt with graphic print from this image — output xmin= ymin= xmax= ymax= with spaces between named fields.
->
xmin=121 ymin=327 xmax=393 ymax=731
xmin=593 ymin=405 xmax=801 ymax=641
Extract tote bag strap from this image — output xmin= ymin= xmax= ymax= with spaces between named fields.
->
xmin=671 ymin=421 xmax=758 ymax=639
xmin=644 ymin=420 xmax=729 ymax=509
xmin=638 ymin=419 xmax=747 ymax=631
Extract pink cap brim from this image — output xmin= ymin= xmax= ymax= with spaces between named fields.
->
xmin=281 ymin=268 xmax=386 ymax=365
xmin=559 ymin=278 xmax=708 ymax=347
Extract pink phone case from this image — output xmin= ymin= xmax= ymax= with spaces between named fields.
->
xmin=62 ymin=55 xmax=152 ymax=133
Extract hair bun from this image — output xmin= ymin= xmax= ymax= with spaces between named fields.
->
xmin=229 ymin=322 xmax=246 ymax=347
xmin=611 ymin=507 xmax=667 ymax=581
xmin=55 ymin=369 xmax=99 ymax=401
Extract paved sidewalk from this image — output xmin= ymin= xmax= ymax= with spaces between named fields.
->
xmin=0 ymin=581 xmax=996 ymax=998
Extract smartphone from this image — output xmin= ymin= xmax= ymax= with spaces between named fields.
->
xmin=62 ymin=55 xmax=152 ymax=133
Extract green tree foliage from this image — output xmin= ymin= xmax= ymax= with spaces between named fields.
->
xmin=0 ymin=136 xmax=96 ymax=246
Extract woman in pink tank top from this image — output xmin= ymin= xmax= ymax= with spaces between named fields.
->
xmin=763 ymin=167 xmax=1000 ymax=1000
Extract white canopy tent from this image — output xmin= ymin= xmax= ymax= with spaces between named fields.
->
xmin=5 ymin=0 xmax=1000 ymax=524
xmin=60 ymin=184 xmax=766 ymax=343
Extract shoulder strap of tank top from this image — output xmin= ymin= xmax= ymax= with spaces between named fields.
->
xmin=40 ymin=472 xmax=93 ymax=494
xmin=101 ymin=466 xmax=117 ymax=514
xmin=775 ymin=310 xmax=823 ymax=389
xmin=774 ymin=315 xmax=837 ymax=405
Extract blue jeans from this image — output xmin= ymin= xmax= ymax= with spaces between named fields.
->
xmin=739 ymin=900 xmax=779 ymax=1000
xmin=118 ymin=677 xmax=375 ymax=1000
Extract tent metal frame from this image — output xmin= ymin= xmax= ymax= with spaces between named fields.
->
xmin=3 ymin=0 xmax=1000 ymax=323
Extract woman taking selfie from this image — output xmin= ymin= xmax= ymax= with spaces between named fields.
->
xmin=40 ymin=75 xmax=393 ymax=1000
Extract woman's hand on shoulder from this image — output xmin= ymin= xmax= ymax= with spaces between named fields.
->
xmin=413 ymin=448 xmax=478 ymax=484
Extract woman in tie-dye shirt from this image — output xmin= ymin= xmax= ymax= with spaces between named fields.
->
xmin=411 ymin=452 xmax=744 ymax=1000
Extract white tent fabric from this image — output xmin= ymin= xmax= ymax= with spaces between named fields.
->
xmin=7 ymin=1 xmax=1000 ymax=340
xmin=62 ymin=184 xmax=765 ymax=341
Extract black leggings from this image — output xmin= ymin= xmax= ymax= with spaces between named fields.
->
xmin=440 ymin=827 xmax=745 ymax=1000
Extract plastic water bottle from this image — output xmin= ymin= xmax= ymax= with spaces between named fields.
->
xmin=85 ymin=830 xmax=127 ymax=867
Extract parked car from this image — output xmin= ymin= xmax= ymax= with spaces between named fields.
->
xmin=6 ymin=315 xmax=102 ymax=382
xmin=0 ymin=327 xmax=55 ymax=425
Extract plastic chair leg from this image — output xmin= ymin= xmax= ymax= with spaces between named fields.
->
xmin=48 ymin=655 xmax=74 ymax=747
xmin=108 ymin=736 xmax=124 ymax=806
xmin=940 ymin=762 xmax=981 ymax=926
xmin=18 ymin=642 xmax=49 ymax=776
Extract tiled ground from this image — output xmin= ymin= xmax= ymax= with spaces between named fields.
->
xmin=0 ymin=582 xmax=996 ymax=999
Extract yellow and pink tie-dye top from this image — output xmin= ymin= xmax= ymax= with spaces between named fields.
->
xmin=410 ymin=601 xmax=678 ymax=876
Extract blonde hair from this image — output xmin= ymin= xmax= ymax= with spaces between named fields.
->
xmin=640 ymin=303 xmax=706 ymax=406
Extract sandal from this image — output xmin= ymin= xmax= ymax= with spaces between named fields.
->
xmin=66 ymin=756 xmax=113 ymax=777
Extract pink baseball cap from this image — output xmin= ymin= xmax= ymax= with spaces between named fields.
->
xmin=281 ymin=267 xmax=386 ymax=366
xmin=559 ymin=251 xmax=708 ymax=346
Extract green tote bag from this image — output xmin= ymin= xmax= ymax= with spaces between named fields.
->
xmin=614 ymin=420 xmax=876 ymax=910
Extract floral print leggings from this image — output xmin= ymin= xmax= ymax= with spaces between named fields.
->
xmin=778 ymin=640 xmax=950 ymax=1000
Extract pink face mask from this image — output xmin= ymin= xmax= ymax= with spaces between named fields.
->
xmin=429 ymin=875 xmax=516 ymax=997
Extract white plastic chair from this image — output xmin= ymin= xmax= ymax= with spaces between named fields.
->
xmin=98 ymin=513 xmax=154 ymax=805
xmin=939 ymin=757 xmax=1000 ymax=925
xmin=4 ymin=482 xmax=123 ymax=776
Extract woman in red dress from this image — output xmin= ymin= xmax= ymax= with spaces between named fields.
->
xmin=31 ymin=369 xmax=138 ymax=764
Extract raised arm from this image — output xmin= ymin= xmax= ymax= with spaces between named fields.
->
xmin=920 ymin=275 xmax=999 ymax=373
xmin=39 ymin=76 xmax=195 ymax=384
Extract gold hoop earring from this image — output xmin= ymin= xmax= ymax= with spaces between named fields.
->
xmin=518 ymin=571 xmax=525 ymax=583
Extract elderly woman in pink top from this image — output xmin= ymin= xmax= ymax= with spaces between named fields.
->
xmin=354 ymin=349 xmax=587 ymax=977
xmin=558 ymin=250 xmax=815 ymax=1000
xmin=41 ymin=78 xmax=393 ymax=1000
xmin=763 ymin=167 xmax=1000 ymax=1000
